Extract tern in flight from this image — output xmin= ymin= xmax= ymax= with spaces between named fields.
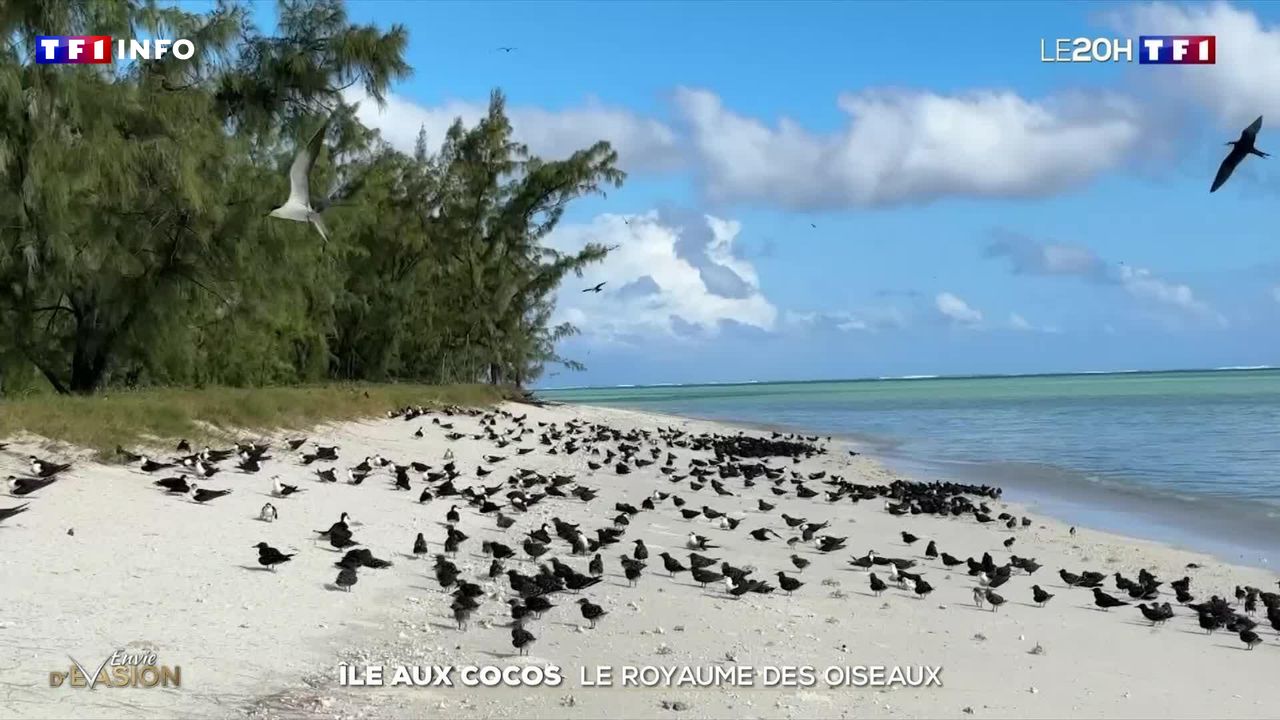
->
xmin=1211 ymin=115 xmax=1268 ymax=193
xmin=269 ymin=113 xmax=335 ymax=242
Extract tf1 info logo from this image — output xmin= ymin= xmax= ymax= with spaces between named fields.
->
xmin=35 ymin=35 xmax=196 ymax=64
xmin=1040 ymin=35 xmax=1216 ymax=64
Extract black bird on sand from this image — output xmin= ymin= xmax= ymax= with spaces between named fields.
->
xmin=690 ymin=566 xmax=724 ymax=587
xmin=790 ymin=554 xmax=811 ymax=571
xmin=413 ymin=532 xmax=428 ymax=556
xmin=633 ymin=539 xmax=649 ymax=560
xmin=29 ymin=457 xmax=71 ymax=477
xmin=984 ymin=589 xmax=1006 ymax=612
xmin=155 ymin=476 xmax=191 ymax=494
xmin=749 ymin=528 xmax=780 ymax=542
xmin=1239 ymin=628 xmax=1263 ymax=650
xmin=658 ymin=552 xmax=687 ymax=577
xmin=1211 ymin=115 xmax=1267 ymax=193
xmin=253 ymin=542 xmax=295 ymax=571
xmin=924 ymin=540 xmax=938 ymax=558
xmin=620 ymin=556 xmax=645 ymax=586
xmin=512 ymin=622 xmax=536 ymax=656
xmin=7 ymin=475 xmax=58 ymax=497
xmin=140 ymin=457 xmax=174 ymax=473
xmin=0 ymin=503 xmax=30 ymax=524
xmin=446 ymin=505 xmax=460 ymax=524
xmin=189 ymin=485 xmax=232 ymax=503
xmin=577 ymin=598 xmax=607 ymax=628
xmin=335 ymin=566 xmax=357 ymax=592
xmin=588 ymin=553 xmax=603 ymax=576
xmin=1032 ymin=585 xmax=1055 ymax=607
xmin=1092 ymin=587 xmax=1130 ymax=611
xmin=900 ymin=531 xmax=919 ymax=545
xmin=775 ymin=571 xmax=804 ymax=595
xmin=869 ymin=573 xmax=887 ymax=596
xmin=1137 ymin=602 xmax=1173 ymax=626
xmin=913 ymin=578 xmax=934 ymax=599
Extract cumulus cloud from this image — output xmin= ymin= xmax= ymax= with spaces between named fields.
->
xmin=984 ymin=230 xmax=1223 ymax=324
xmin=675 ymin=86 xmax=1146 ymax=210
xmin=545 ymin=212 xmax=777 ymax=341
xmin=985 ymin=228 xmax=1108 ymax=279
xmin=1108 ymin=2 xmax=1280 ymax=128
xmin=349 ymin=81 xmax=1154 ymax=211
xmin=935 ymin=292 xmax=983 ymax=325
xmin=346 ymin=90 xmax=683 ymax=172
xmin=785 ymin=306 xmax=910 ymax=333
xmin=1117 ymin=265 xmax=1224 ymax=324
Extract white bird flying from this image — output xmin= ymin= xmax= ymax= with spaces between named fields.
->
xmin=269 ymin=113 xmax=334 ymax=242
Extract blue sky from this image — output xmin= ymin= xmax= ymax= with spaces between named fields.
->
xmin=247 ymin=1 xmax=1280 ymax=386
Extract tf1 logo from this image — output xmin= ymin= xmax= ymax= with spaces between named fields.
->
xmin=1040 ymin=35 xmax=1216 ymax=64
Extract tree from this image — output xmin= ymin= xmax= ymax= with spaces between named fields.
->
xmin=0 ymin=1 xmax=620 ymax=396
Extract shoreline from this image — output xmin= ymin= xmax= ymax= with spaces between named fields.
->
xmin=549 ymin=401 xmax=1280 ymax=572
xmin=2 ymin=401 xmax=1277 ymax=719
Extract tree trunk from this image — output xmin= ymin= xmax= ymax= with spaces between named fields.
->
xmin=68 ymin=325 xmax=110 ymax=394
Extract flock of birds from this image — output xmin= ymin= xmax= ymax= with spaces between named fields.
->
xmin=4 ymin=405 xmax=1279 ymax=659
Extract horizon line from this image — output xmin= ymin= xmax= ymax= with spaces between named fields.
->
xmin=535 ymin=365 xmax=1277 ymax=392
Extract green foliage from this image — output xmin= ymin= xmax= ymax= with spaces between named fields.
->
xmin=0 ymin=0 xmax=621 ymax=397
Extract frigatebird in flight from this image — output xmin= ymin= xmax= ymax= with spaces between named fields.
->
xmin=1211 ymin=115 xmax=1268 ymax=193
xmin=583 ymin=282 xmax=606 ymax=293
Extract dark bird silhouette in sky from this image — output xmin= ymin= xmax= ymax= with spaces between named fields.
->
xmin=497 ymin=46 xmax=516 ymax=53
xmin=583 ymin=282 xmax=606 ymax=293
xmin=1211 ymin=115 xmax=1267 ymax=192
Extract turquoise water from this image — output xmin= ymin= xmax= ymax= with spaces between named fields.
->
xmin=540 ymin=370 xmax=1280 ymax=565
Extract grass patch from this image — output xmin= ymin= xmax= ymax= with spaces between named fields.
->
xmin=0 ymin=383 xmax=508 ymax=459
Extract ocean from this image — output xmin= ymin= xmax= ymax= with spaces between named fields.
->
xmin=538 ymin=369 xmax=1280 ymax=567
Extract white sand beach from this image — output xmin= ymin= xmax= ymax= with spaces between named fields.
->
xmin=1 ymin=401 xmax=1277 ymax=720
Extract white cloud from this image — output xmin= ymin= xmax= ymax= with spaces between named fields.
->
xmin=1271 ymin=285 xmax=1280 ymax=303
xmin=785 ymin=307 xmax=909 ymax=333
xmin=986 ymin=229 xmax=1107 ymax=278
xmin=546 ymin=212 xmax=777 ymax=341
xmin=346 ymin=91 xmax=683 ymax=172
xmin=1109 ymin=3 xmax=1280 ymax=129
xmin=935 ymin=292 xmax=983 ymax=325
xmin=1117 ymin=264 xmax=1225 ymax=325
xmin=675 ymin=86 xmax=1145 ymax=210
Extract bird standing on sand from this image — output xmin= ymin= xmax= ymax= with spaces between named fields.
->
xmin=577 ymin=598 xmax=607 ymax=628
xmin=658 ymin=552 xmax=687 ymax=577
xmin=1032 ymin=585 xmax=1054 ymax=607
xmin=259 ymin=503 xmax=278 ymax=522
xmin=269 ymin=112 xmax=335 ymax=242
xmin=253 ymin=542 xmax=294 ymax=571
xmin=775 ymin=572 xmax=804 ymax=595
xmin=335 ymin=566 xmax=357 ymax=592
xmin=511 ymin=622 xmax=535 ymax=655
xmin=869 ymin=573 xmax=887 ymax=596
xmin=1211 ymin=115 xmax=1267 ymax=193
xmin=413 ymin=532 xmax=428 ymax=556
xmin=1092 ymin=588 xmax=1129 ymax=611
xmin=1240 ymin=628 xmax=1263 ymax=650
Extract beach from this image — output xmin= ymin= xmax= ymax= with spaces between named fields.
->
xmin=1 ymin=400 xmax=1277 ymax=720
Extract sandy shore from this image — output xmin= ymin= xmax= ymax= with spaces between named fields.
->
xmin=1 ymin=401 xmax=1277 ymax=719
